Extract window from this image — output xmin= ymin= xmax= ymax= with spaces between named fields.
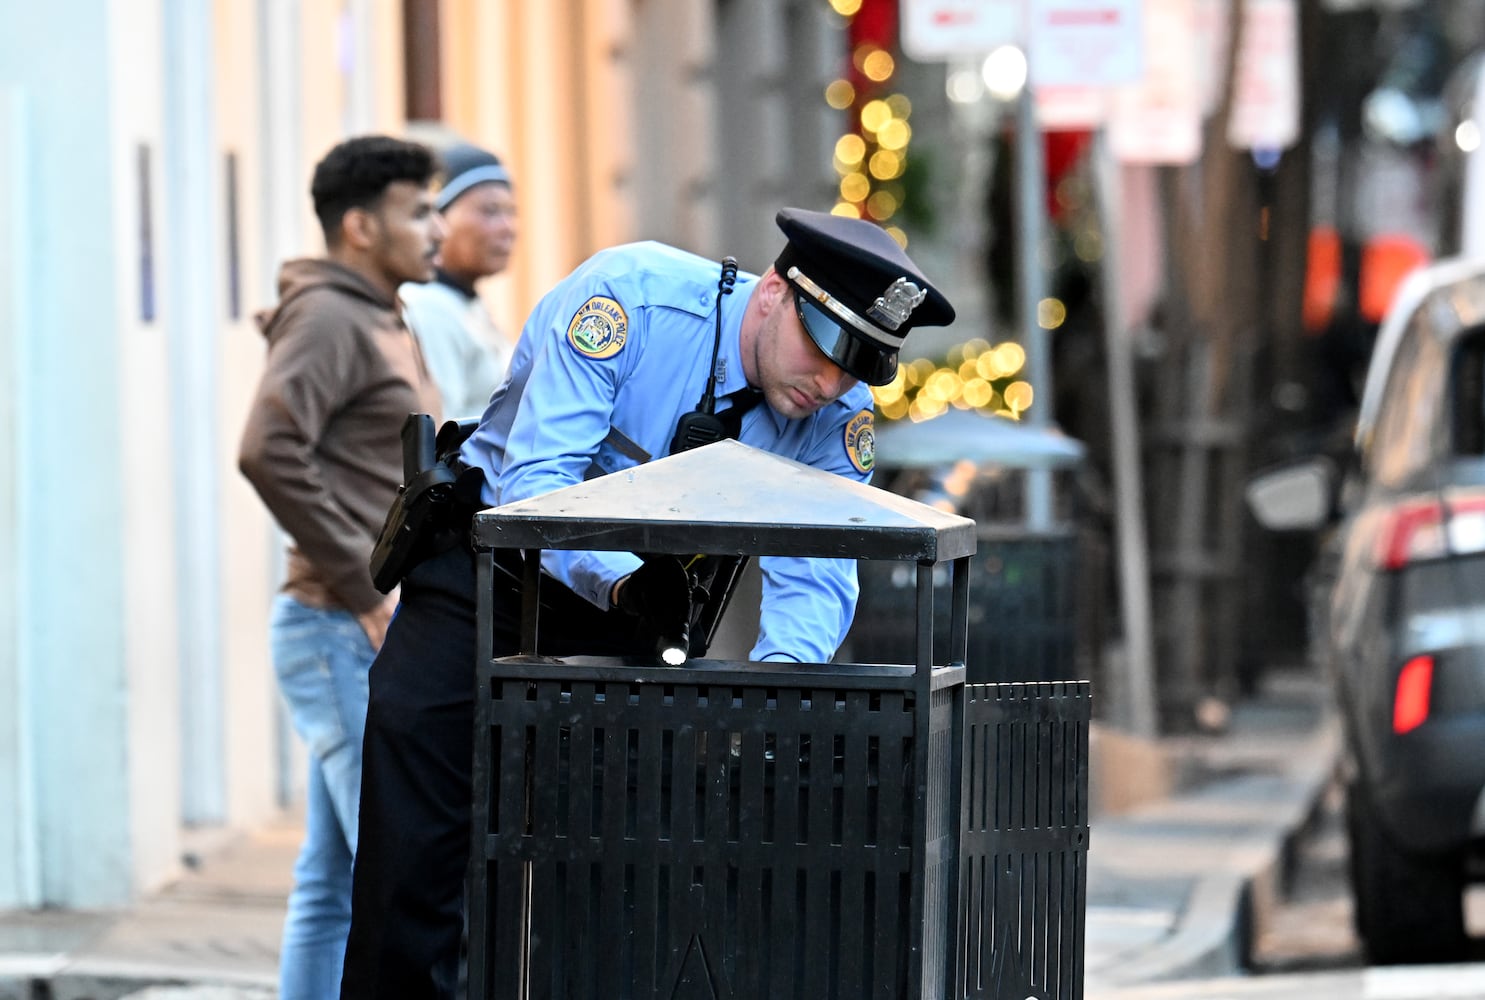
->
xmin=1449 ymin=327 xmax=1485 ymax=457
xmin=1368 ymin=321 xmax=1445 ymax=487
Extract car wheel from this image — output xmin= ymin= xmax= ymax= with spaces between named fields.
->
xmin=1346 ymin=779 xmax=1468 ymax=965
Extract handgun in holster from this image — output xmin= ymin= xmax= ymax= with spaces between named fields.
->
xmin=369 ymin=413 xmax=482 ymax=593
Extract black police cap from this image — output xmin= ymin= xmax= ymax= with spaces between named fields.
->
xmin=774 ymin=207 xmax=955 ymax=386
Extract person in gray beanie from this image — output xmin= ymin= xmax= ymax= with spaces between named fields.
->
xmin=399 ymin=141 xmax=519 ymax=418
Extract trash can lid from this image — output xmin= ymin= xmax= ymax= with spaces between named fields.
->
xmin=472 ymin=439 xmax=976 ymax=563
xmin=874 ymin=409 xmax=1085 ymax=470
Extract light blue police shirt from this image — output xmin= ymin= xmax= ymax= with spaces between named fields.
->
xmin=459 ymin=241 xmax=878 ymax=663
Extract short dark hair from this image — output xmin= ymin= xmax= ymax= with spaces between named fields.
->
xmin=310 ymin=135 xmax=437 ymax=246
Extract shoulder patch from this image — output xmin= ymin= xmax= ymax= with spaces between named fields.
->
xmin=844 ymin=409 xmax=875 ymax=474
xmin=566 ymin=296 xmax=629 ymax=359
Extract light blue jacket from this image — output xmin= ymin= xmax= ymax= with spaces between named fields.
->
xmin=460 ymin=241 xmax=876 ymax=662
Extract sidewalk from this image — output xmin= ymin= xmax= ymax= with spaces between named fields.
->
xmin=0 ymin=668 xmax=1339 ymax=1000
xmin=0 ymin=815 xmax=291 ymax=1000
xmin=1084 ymin=667 xmax=1340 ymax=995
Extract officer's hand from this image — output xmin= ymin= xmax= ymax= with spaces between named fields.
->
xmin=614 ymin=556 xmax=692 ymax=630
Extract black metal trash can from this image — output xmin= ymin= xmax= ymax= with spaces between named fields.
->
xmin=467 ymin=441 xmax=1088 ymax=1000
xmin=959 ymin=680 xmax=1091 ymax=999
xmin=853 ymin=527 xmax=1082 ymax=683
xmin=471 ymin=662 xmax=960 ymax=999
xmin=849 ymin=412 xmax=1097 ymax=687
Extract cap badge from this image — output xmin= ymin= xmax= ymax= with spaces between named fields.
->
xmin=867 ymin=277 xmax=928 ymax=331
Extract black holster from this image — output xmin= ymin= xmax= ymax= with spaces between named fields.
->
xmin=369 ymin=415 xmax=484 ymax=593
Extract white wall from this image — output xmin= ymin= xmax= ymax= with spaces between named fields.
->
xmin=161 ymin=0 xmax=225 ymax=830
xmin=215 ymin=0 xmax=281 ymax=831
xmin=0 ymin=0 xmax=140 ymax=906
xmin=0 ymin=86 xmax=42 ymax=909
xmin=110 ymin=0 xmax=186 ymax=899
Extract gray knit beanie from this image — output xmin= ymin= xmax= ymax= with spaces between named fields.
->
xmin=435 ymin=143 xmax=512 ymax=211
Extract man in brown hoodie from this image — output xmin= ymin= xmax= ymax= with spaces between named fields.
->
xmin=238 ymin=134 xmax=445 ymax=1000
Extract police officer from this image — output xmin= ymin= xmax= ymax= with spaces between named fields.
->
xmin=340 ymin=208 xmax=954 ymax=1000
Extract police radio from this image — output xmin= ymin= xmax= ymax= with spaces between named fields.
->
xmin=668 ymin=256 xmax=739 ymax=455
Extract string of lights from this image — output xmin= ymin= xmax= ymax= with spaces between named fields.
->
xmin=826 ymin=0 xmax=911 ymax=245
xmin=826 ymin=0 xmax=1047 ymax=425
xmin=873 ymin=339 xmax=1036 ymax=422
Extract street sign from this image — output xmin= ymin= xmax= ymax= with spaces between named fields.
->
xmin=1196 ymin=0 xmax=1232 ymax=117
xmin=1226 ymin=0 xmax=1300 ymax=149
xmin=902 ymin=0 xmax=1145 ymax=92
xmin=1029 ymin=0 xmax=1144 ymax=87
xmin=901 ymin=0 xmax=1024 ymax=59
xmin=1037 ymin=85 xmax=1109 ymax=128
xmin=1109 ymin=0 xmax=1201 ymax=162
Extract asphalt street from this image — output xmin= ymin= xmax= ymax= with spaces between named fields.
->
xmin=1092 ymin=964 xmax=1485 ymax=999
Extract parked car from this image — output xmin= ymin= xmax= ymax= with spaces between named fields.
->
xmin=1249 ymin=256 xmax=1485 ymax=964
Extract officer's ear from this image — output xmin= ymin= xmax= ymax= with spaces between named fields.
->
xmin=756 ymin=267 xmax=790 ymax=316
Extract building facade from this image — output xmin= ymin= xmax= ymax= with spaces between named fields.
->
xmin=0 ymin=0 xmax=849 ymax=907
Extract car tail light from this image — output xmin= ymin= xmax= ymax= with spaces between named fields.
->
xmin=1374 ymin=488 xmax=1485 ymax=570
xmin=1393 ymin=654 xmax=1435 ymax=734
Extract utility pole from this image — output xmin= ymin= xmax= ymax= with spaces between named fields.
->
xmin=1015 ymin=84 xmax=1055 ymax=532
xmin=1093 ymin=132 xmax=1159 ymax=739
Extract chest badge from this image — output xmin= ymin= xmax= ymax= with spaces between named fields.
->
xmin=567 ymin=296 xmax=629 ymax=359
xmin=844 ymin=409 xmax=875 ymax=474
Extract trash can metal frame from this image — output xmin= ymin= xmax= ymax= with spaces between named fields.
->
xmin=467 ymin=442 xmax=1087 ymax=999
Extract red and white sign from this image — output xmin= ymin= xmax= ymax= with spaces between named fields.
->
xmin=901 ymin=0 xmax=1024 ymax=59
xmin=1109 ymin=0 xmax=1201 ymax=163
xmin=1195 ymin=0 xmax=1232 ymax=118
xmin=1037 ymin=86 xmax=1109 ymax=129
xmin=1029 ymin=0 xmax=1144 ymax=88
xmin=1226 ymin=0 xmax=1300 ymax=149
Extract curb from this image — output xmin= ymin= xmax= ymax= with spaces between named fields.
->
xmin=1087 ymin=710 xmax=1341 ymax=992
xmin=0 ymin=956 xmax=275 ymax=1000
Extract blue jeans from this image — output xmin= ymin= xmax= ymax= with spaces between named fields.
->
xmin=271 ymin=594 xmax=375 ymax=1000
